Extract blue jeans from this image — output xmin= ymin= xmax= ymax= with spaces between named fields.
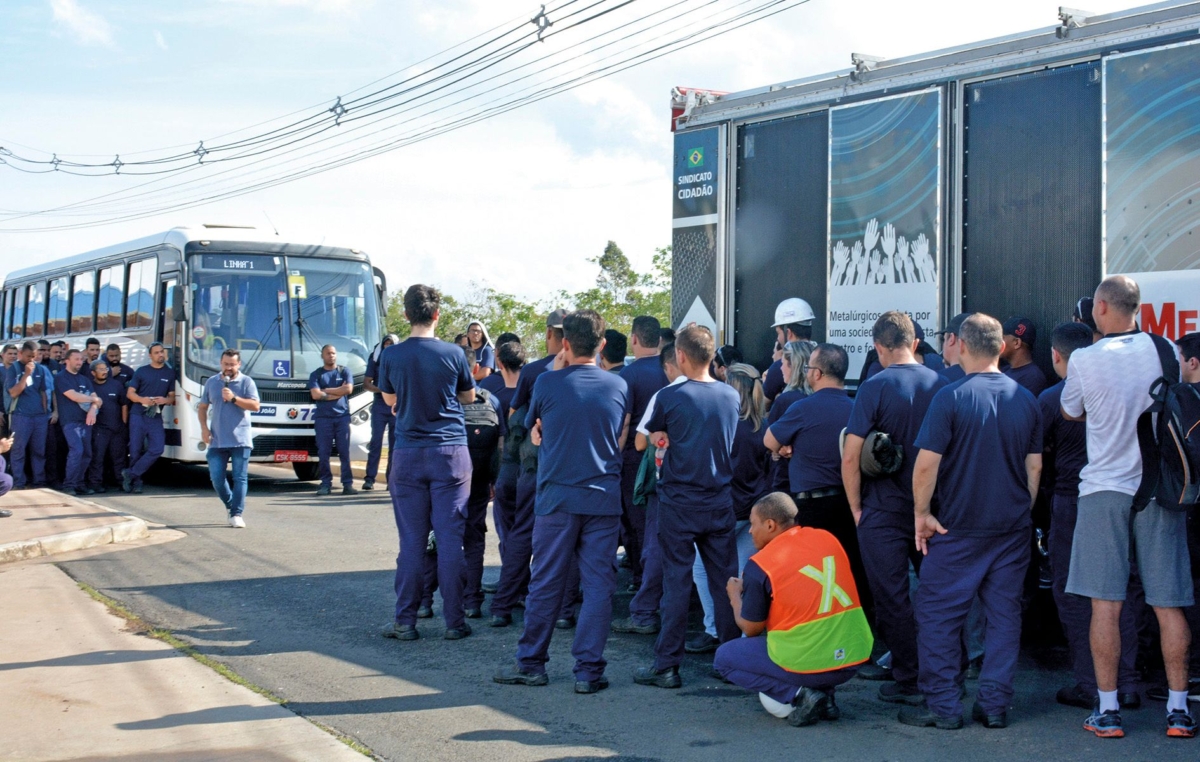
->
xmin=207 ymin=446 xmax=251 ymax=516
xmin=61 ymin=421 xmax=94 ymax=490
xmin=11 ymin=412 xmax=48 ymax=488
xmin=694 ymin=519 xmax=757 ymax=637
xmin=128 ymin=414 xmax=165 ymax=482
xmin=366 ymin=403 xmax=394 ymax=484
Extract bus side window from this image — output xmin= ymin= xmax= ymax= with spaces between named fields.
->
xmin=125 ymin=259 xmax=157 ymax=330
xmin=47 ymin=276 xmax=68 ymax=337
xmin=26 ymin=283 xmax=45 ymax=338
xmin=98 ymin=265 xmax=123 ymax=331
xmin=11 ymin=287 xmax=26 ymax=340
xmin=71 ymin=271 xmax=96 ymax=335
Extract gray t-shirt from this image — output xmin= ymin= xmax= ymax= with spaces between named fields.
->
xmin=203 ymin=372 xmax=260 ymax=449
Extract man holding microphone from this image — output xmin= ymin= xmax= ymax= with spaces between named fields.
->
xmin=198 ymin=349 xmax=261 ymax=528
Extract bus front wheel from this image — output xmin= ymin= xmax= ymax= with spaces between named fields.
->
xmin=292 ymin=462 xmax=320 ymax=482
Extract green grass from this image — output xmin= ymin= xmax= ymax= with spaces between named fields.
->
xmin=70 ymin=575 xmax=377 ymax=759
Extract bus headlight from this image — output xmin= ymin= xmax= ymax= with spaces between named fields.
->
xmin=351 ymin=409 xmax=370 ymax=425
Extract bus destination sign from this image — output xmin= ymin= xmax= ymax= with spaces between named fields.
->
xmin=199 ymin=254 xmax=278 ymax=273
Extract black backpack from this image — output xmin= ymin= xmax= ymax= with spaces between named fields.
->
xmin=464 ymin=388 xmax=500 ymax=455
xmin=1133 ymin=334 xmax=1200 ymax=513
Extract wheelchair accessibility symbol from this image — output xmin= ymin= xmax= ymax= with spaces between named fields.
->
xmin=272 ymin=360 xmax=291 ymax=377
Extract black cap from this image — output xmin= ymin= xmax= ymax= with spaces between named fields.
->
xmin=1002 ymin=316 xmax=1037 ymax=347
xmin=935 ymin=312 xmax=972 ymax=337
xmin=1074 ymin=296 xmax=1097 ymax=333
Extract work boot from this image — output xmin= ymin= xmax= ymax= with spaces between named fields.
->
xmin=633 ymin=665 xmax=681 ymax=689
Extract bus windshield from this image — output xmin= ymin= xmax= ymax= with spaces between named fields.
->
xmin=188 ymin=254 xmax=380 ymax=380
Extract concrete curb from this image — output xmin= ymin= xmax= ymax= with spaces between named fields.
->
xmin=0 ymin=502 xmax=150 ymax=564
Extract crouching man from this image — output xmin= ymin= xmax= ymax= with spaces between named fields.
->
xmin=714 ymin=492 xmax=873 ymax=726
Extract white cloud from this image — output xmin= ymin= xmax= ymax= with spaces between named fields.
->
xmin=154 ymin=30 xmax=168 ymax=50
xmin=49 ymin=0 xmax=114 ymax=47
xmin=217 ymin=0 xmax=370 ymax=12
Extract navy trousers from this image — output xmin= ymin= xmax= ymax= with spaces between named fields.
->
xmin=390 ymin=445 xmax=470 ymax=629
xmin=493 ymin=463 xmax=520 ymax=556
xmin=654 ymin=501 xmax=740 ymax=671
xmin=61 ymin=421 xmax=93 ymax=491
xmin=87 ymin=425 xmax=128 ymax=489
xmin=857 ymin=505 xmax=923 ymax=689
xmin=715 ymin=636 xmax=859 ymax=705
xmin=10 ymin=412 xmax=47 ymax=488
xmin=365 ymin=402 xmax=394 ymax=484
xmin=516 ymin=510 xmax=620 ymax=682
xmin=627 ymin=495 xmax=664 ymax=626
xmin=315 ymin=416 xmax=351 ymax=488
xmin=917 ymin=530 xmax=1029 ymax=718
xmin=618 ymin=452 xmax=645 ymax=583
xmin=491 ymin=469 xmax=536 ymax=617
xmin=1049 ymin=493 xmax=1141 ymax=693
xmin=128 ymin=414 xmax=165 ymax=482
xmin=462 ymin=460 xmax=492 ymax=609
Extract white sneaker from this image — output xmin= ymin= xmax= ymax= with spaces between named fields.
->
xmin=227 ymin=514 xmax=236 ymax=527
xmin=759 ymin=692 xmax=792 ymax=719
xmin=231 ymin=515 xmax=246 ymax=529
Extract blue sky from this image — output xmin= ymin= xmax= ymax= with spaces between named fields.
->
xmin=0 ymin=0 xmax=1134 ymax=303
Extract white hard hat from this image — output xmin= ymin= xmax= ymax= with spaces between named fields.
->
xmin=772 ymin=298 xmax=815 ymax=327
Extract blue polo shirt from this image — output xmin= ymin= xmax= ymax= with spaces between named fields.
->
xmin=308 ymin=365 xmax=353 ymax=419
xmin=108 ymin=361 xmax=135 ymax=386
xmin=768 ymin=388 xmax=854 ymax=493
xmin=202 ymin=373 xmax=260 ymax=449
xmin=643 ymin=379 xmax=740 ymax=511
xmin=365 ymin=353 xmax=387 ymax=408
xmin=54 ymin=370 xmax=95 ymax=427
xmin=379 ymin=337 xmax=475 ymax=449
xmin=730 ymin=417 xmax=770 ymax=521
xmin=525 ymin=363 xmax=629 ymax=516
xmin=619 ymin=356 xmax=668 ymax=455
xmin=914 ymin=372 xmax=1042 ymax=537
xmin=1039 ymin=380 xmax=1087 ymax=498
xmin=91 ymin=377 xmax=127 ymax=430
xmin=739 ymin=559 xmax=774 ymax=623
xmin=4 ymin=362 xmax=52 ymax=416
xmin=766 ymin=388 xmax=807 ymax=493
xmin=510 ymin=354 xmax=554 ymax=412
xmin=128 ymin=364 xmax=177 ymax=418
xmin=847 ymin=363 xmax=948 ymax=514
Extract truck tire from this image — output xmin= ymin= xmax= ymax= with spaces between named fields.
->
xmin=292 ymin=462 xmax=320 ymax=482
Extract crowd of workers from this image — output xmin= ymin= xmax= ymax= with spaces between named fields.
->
xmin=374 ymin=276 xmax=1199 ymax=740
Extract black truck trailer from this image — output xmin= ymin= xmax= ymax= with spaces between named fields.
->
xmin=670 ymin=1 xmax=1200 ymax=380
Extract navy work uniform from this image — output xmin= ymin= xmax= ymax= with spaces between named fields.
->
xmin=309 ymin=363 xmax=354 ymax=492
xmin=846 ymin=363 xmax=946 ymax=695
xmin=913 ymin=372 xmax=1041 ymax=721
xmin=508 ymin=362 xmax=629 ymax=684
xmin=379 ymin=336 xmax=475 ymax=634
xmin=5 ymin=352 xmax=53 ymax=488
xmin=125 ymin=360 xmax=176 ymax=492
xmin=87 ymin=366 xmax=129 ymax=491
xmin=54 ymin=360 xmax=97 ymax=493
xmin=363 ymin=335 xmax=399 ymax=489
xmin=643 ymin=379 xmax=742 ymax=677
xmin=617 ymin=355 xmax=668 ymax=587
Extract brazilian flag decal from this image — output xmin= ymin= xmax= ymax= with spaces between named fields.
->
xmin=687 ymin=147 xmax=704 ymax=168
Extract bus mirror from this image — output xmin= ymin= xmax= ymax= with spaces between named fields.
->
xmin=171 ymin=284 xmax=187 ymax=322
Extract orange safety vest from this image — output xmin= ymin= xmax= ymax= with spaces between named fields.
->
xmin=754 ymin=526 xmax=874 ymax=674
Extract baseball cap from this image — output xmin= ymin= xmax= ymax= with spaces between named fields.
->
xmin=935 ymin=312 xmax=972 ymax=337
xmin=546 ymin=308 xmax=568 ymax=329
xmin=1073 ymin=296 xmax=1097 ymax=333
xmin=1002 ymin=316 xmax=1037 ymax=347
xmin=913 ymin=322 xmax=926 ymax=342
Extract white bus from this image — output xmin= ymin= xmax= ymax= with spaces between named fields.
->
xmin=0 ymin=225 xmax=387 ymax=481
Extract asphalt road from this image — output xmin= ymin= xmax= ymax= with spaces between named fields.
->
xmin=59 ymin=463 xmax=1192 ymax=762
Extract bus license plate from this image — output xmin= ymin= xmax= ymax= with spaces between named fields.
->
xmin=274 ymin=450 xmax=309 ymax=463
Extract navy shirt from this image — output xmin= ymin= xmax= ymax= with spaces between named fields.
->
xmin=91 ymin=377 xmax=127 ymax=430
xmin=939 ymin=364 xmax=965 ymax=384
xmin=619 ymin=356 xmax=668 ymax=455
xmin=769 ymin=388 xmax=854 ymax=494
xmin=54 ymin=371 xmax=95 ymax=426
xmin=5 ymin=362 xmax=52 ymax=416
xmin=473 ymin=344 xmax=495 ymax=371
xmin=128 ymin=365 xmax=177 ymax=418
xmin=764 ymin=360 xmax=785 ymax=401
xmin=511 ymin=354 xmax=554 ymax=412
xmin=1039 ymin=380 xmax=1087 ymax=498
xmin=525 ymin=363 xmax=629 ymax=515
xmin=862 ymin=353 xmax=945 ymax=383
xmin=1004 ymin=362 xmax=1050 ymax=398
xmin=365 ymin=353 xmax=386 ymax=407
xmin=739 ymin=559 xmax=773 ymax=623
xmin=730 ymin=417 xmax=771 ymax=521
xmin=847 ymin=364 xmax=948 ymax=514
xmin=479 ymin=373 xmax=517 ymax=416
xmin=379 ymin=337 xmax=475 ymax=449
xmin=308 ymin=365 xmax=353 ymax=419
xmin=108 ymin=361 xmax=135 ymax=386
xmin=914 ymin=372 xmax=1042 ymax=537
xmin=202 ymin=372 xmax=260 ymax=449
xmin=643 ymin=379 xmax=740 ymax=511
xmin=766 ymin=388 xmax=807 ymax=493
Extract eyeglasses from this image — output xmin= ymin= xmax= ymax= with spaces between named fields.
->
xmin=802 ymin=364 xmax=822 ymax=375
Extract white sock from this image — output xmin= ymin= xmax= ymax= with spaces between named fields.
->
xmin=1098 ymin=689 xmax=1119 ymax=713
xmin=1168 ymin=690 xmax=1190 ymax=713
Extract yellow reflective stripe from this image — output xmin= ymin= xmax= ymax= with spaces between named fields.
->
xmin=799 ymin=555 xmax=852 ymax=615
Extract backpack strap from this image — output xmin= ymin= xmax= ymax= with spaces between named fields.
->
xmin=1132 ymin=333 xmax=1180 ymax=512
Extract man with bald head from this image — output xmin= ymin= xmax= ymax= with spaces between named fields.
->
xmin=1062 ymin=275 xmax=1195 ymax=739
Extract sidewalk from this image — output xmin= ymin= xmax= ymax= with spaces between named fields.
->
xmin=0 ymin=562 xmax=368 ymax=761
xmin=0 ymin=489 xmax=149 ymax=564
